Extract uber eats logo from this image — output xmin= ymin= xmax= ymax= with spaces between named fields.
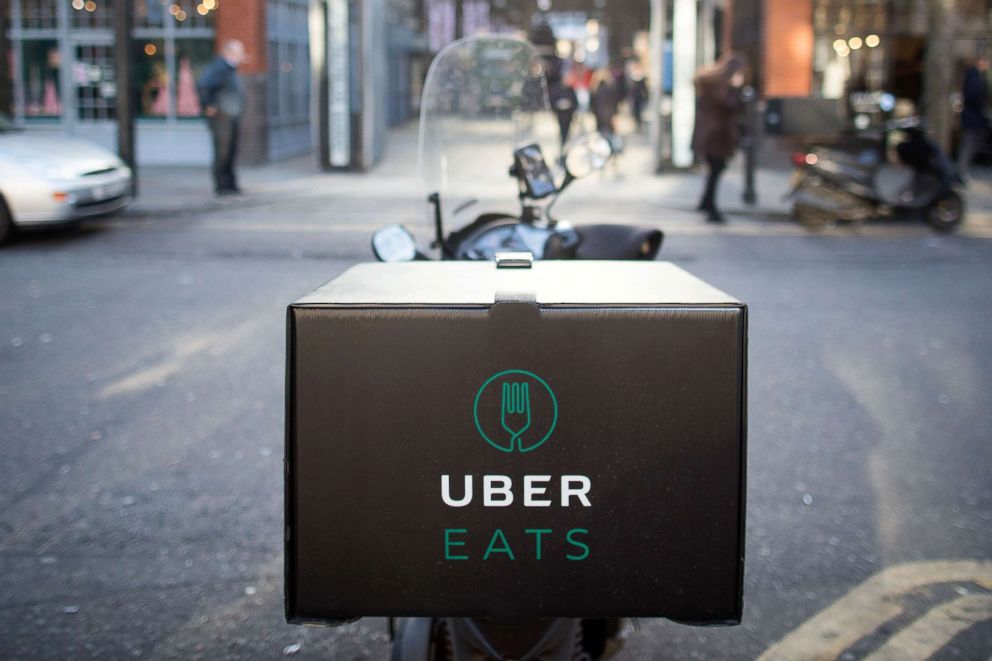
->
xmin=441 ymin=369 xmax=590 ymax=563
xmin=473 ymin=369 xmax=558 ymax=453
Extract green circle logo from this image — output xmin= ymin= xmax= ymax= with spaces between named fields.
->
xmin=473 ymin=369 xmax=558 ymax=453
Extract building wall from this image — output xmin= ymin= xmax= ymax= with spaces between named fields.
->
xmin=216 ymin=0 xmax=269 ymax=165
xmin=763 ymin=0 xmax=812 ymax=97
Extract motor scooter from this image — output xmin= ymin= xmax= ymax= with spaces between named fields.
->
xmin=369 ymin=36 xmax=654 ymax=660
xmin=788 ymin=118 xmax=965 ymax=233
xmin=372 ymin=134 xmax=662 ymax=263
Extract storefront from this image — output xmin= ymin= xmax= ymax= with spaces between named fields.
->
xmin=5 ymin=0 xmax=315 ymax=165
xmin=763 ymin=0 xmax=991 ymax=135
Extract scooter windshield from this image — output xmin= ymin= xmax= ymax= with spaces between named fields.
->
xmin=418 ymin=36 xmax=557 ymax=231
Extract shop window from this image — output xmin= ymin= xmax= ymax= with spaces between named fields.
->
xmin=811 ymin=0 xmax=886 ymax=100
xmin=135 ymin=39 xmax=168 ymax=117
xmin=172 ymin=0 xmax=217 ymax=29
xmin=9 ymin=0 xmax=217 ymax=123
xmin=174 ymin=39 xmax=212 ymax=116
xmin=71 ymin=0 xmax=116 ymax=29
xmin=74 ymin=44 xmax=116 ymax=120
xmin=267 ymin=0 xmax=310 ymax=124
xmin=134 ymin=0 xmax=167 ymax=28
xmin=20 ymin=40 xmax=62 ymax=118
xmin=132 ymin=37 xmax=211 ymax=118
xmin=18 ymin=0 xmax=59 ymax=29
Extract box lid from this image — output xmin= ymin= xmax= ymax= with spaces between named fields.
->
xmin=294 ymin=261 xmax=739 ymax=307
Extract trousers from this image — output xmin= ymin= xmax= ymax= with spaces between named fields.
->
xmin=209 ymin=112 xmax=240 ymax=193
xmin=699 ymin=157 xmax=727 ymax=210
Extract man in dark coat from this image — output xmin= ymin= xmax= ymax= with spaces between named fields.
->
xmin=197 ymin=39 xmax=247 ymax=196
xmin=957 ymin=55 xmax=989 ymax=180
xmin=691 ymin=53 xmax=746 ymax=223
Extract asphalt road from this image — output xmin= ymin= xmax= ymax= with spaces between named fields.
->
xmin=0 ymin=207 xmax=990 ymax=660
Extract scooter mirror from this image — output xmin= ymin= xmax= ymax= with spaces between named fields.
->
xmin=371 ymin=225 xmax=417 ymax=262
xmin=563 ymin=133 xmax=613 ymax=179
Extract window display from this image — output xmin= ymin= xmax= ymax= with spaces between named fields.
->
xmin=20 ymin=40 xmax=62 ymax=118
xmin=134 ymin=38 xmax=211 ymax=118
xmin=8 ymin=0 xmax=216 ymax=123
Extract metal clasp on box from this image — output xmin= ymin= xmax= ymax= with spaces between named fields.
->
xmin=494 ymin=252 xmax=534 ymax=269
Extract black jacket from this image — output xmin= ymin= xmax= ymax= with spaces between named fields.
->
xmin=197 ymin=56 xmax=244 ymax=117
xmin=961 ymin=66 xmax=988 ymax=131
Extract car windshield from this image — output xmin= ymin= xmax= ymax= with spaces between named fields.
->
xmin=418 ymin=36 xmax=558 ymax=230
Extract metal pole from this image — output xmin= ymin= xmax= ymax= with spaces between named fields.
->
xmin=114 ymin=0 xmax=136 ymax=195
xmin=742 ymin=86 xmax=757 ymax=205
xmin=0 ymin=3 xmax=11 ymax=117
xmin=648 ymin=0 xmax=667 ymax=171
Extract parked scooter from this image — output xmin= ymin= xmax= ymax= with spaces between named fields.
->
xmin=369 ymin=36 xmax=652 ymax=660
xmin=371 ymin=36 xmax=661 ymax=265
xmin=788 ymin=118 xmax=965 ymax=233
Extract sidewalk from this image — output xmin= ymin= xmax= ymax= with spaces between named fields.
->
xmin=132 ymin=121 xmax=992 ymax=238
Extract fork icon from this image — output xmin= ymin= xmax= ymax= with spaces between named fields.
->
xmin=501 ymin=382 xmax=531 ymax=451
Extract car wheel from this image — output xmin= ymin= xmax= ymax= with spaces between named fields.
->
xmin=926 ymin=192 xmax=964 ymax=234
xmin=0 ymin=196 xmax=13 ymax=246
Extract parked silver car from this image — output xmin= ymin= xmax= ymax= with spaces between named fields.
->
xmin=0 ymin=115 xmax=132 ymax=244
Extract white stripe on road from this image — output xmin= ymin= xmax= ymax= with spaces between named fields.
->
xmin=758 ymin=560 xmax=992 ymax=661
xmin=864 ymin=593 xmax=992 ymax=661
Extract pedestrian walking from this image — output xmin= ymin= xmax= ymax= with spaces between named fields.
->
xmin=197 ymin=39 xmax=247 ymax=196
xmin=692 ymin=52 xmax=747 ymax=223
xmin=548 ymin=63 xmax=579 ymax=151
xmin=591 ymin=68 xmax=621 ymax=139
xmin=627 ymin=60 xmax=648 ymax=130
xmin=956 ymin=54 xmax=989 ymax=181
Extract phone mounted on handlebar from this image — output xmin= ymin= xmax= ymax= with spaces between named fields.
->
xmin=511 ymin=144 xmax=557 ymax=200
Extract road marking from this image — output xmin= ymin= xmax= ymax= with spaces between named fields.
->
xmin=758 ymin=560 xmax=992 ymax=661
xmin=864 ymin=594 xmax=992 ymax=660
xmin=99 ymin=336 xmax=213 ymax=399
xmin=98 ymin=319 xmax=260 ymax=399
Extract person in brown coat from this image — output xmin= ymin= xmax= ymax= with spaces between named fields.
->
xmin=691 ymin=52 xmax=747 ymax=223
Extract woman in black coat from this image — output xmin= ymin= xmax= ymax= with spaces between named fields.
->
xmin=691 ymin=52 xmax=747 ymax=223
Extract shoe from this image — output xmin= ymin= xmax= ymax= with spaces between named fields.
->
xmin=706 ymin=210 xmax=726 ymax=224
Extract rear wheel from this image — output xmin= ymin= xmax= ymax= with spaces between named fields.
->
xmin=926 ymin=192 xmax=964 ymax=233
xmin=0 ymin=196 xmax=13 ymax=245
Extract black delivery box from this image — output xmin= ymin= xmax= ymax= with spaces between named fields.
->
xmin=286 ymin=260 xmax=747 ymax=625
